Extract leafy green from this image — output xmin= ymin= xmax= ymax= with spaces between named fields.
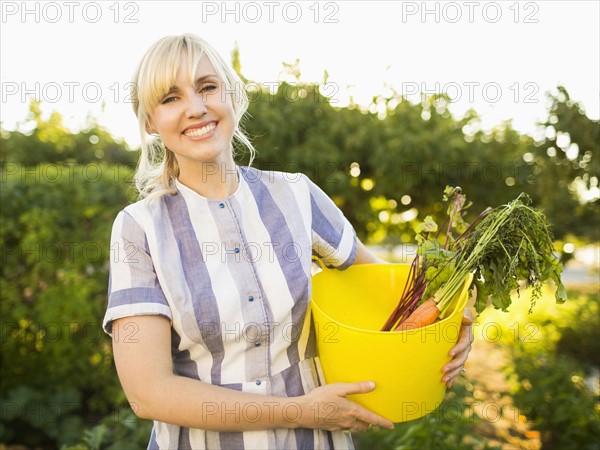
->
xmin=457 ymin=193 xmax=567 ymax=314
xmin=419 ymin=189 xmax=567 ymax=318
xmin=382 ymin=187 xmax=567 ymax=330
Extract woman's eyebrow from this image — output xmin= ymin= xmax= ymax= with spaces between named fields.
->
xmin=165 ymin=75 xmax=219 ymax=94
xmin=194 ymin=74 xmax=219 ymax=84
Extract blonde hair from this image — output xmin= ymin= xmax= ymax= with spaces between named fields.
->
xmin=131 ymin=33 xmax=255 ymax=199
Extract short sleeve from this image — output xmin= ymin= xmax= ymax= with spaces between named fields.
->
xmin=303 ymin=174 xmax=357 ymax=270
xmin=103 ymin=210 xmax=172 ymax=335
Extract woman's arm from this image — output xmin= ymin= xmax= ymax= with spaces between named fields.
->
xmin=352 ymin=238 xmax=388 ymax=265
xmin=112 ymin=315 xmax=394 ymax=432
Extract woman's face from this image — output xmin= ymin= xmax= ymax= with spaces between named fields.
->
xmin=148 ymin=54 xmax=236 ymax=172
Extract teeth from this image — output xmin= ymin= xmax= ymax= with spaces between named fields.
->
xmin=184 ymin=123 xmax=216 ymax=137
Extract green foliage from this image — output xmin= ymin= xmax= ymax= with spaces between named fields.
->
xmin=0 ymin=386 xmax=83 ymax=446
xmin=508 ymin=348 xmax=600 ymax=449
xmin=0 ymin=101 xmax=138 ymax=167
xmin=0 ymin=162 xmax=136 ymax=446
xmin=62 ymin=409 xmax=153 ymax=450
xmin=528 ymin=86 xmax=600 ymax=241
xmin=555 ymin=291 xmax=600 ymax=366
xmin=1 ymin=74 xmax=597 ymax=446
xmin=466 ymin=194 xmax=566 ymax=314
xmin=482 ymin=288 xmax=600 ymax=449
xmin=242 ymin=81 xmax=599 ymax=245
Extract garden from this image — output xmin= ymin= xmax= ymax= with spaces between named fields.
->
xmin=1 ymin=71 xmax=598 ymax=448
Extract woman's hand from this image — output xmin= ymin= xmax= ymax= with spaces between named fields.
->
xmin=442 ymin=308 xmax=474 ymax=388
xmin=299 ymin=381 xmax=394 ymax=432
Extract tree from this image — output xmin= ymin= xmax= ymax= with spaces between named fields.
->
xmin=0 ymin=101 xmax=138 ymax=167
xmin=529 ymin=86 xmax=600 ymax=241
xmin=1 ymin=106 xmax=138 ymax=446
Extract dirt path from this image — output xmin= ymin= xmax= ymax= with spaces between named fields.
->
xmin=464 ymin=339 xmax=541 ymax=449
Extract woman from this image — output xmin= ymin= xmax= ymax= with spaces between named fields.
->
xmin=103 ymin=33 xmax=473 ymax=449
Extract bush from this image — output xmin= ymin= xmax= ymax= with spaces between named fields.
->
xmin=0 ymin=164 xmax=136 ymax=447
xmin=555 ymin=290 xmax=600 ymax=368
xmin=480 ymin=286 xmax=600 ymax=450
xmin=62 ymin=409 xmax=153 ymax=450
xmin=508 ymin=348 xmax=600 ymax=449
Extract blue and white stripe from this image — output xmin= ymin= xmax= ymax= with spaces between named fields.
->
xmin=103 ymin=166 xmax=357 ymax=449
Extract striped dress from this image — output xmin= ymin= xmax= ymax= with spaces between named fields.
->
xmin=103 ymin=166 xmax=357 ymax=449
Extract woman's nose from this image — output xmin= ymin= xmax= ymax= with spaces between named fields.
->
xmin=186 ymin=92 xmax=208 ymax=118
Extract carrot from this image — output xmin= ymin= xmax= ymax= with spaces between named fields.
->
xmin=394 ymin=297 xmax=439 ymax=331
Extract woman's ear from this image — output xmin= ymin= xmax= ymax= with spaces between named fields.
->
xmin=145 ymin=120 xmax=157 ymax=135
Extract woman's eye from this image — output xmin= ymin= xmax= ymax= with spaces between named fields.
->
xmin=161 ymin=96 xmax=177 ymax=104
xmin=200 ymin=84 xmax=217 ymax=93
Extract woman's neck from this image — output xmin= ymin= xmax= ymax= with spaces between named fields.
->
xmin=177 ymin=160 xmax=239 ymax=200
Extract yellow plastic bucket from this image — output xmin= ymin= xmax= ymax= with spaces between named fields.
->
xmin=310 ymin=263 xmax=473 ymax=423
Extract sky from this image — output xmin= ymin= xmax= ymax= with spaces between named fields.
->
xmin=1 ymin=0 xmax=599 ymax=148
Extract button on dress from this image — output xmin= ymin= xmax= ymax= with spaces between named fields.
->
xmin=103 ymin=166 xmax=358 ymax=449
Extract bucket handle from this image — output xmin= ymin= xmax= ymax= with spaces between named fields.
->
xmin=311 ymin=256 xmax=325 ymax=274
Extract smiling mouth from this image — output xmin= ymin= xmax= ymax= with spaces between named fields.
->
xmin=183 ymin=123 xmax=217 ymax=138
